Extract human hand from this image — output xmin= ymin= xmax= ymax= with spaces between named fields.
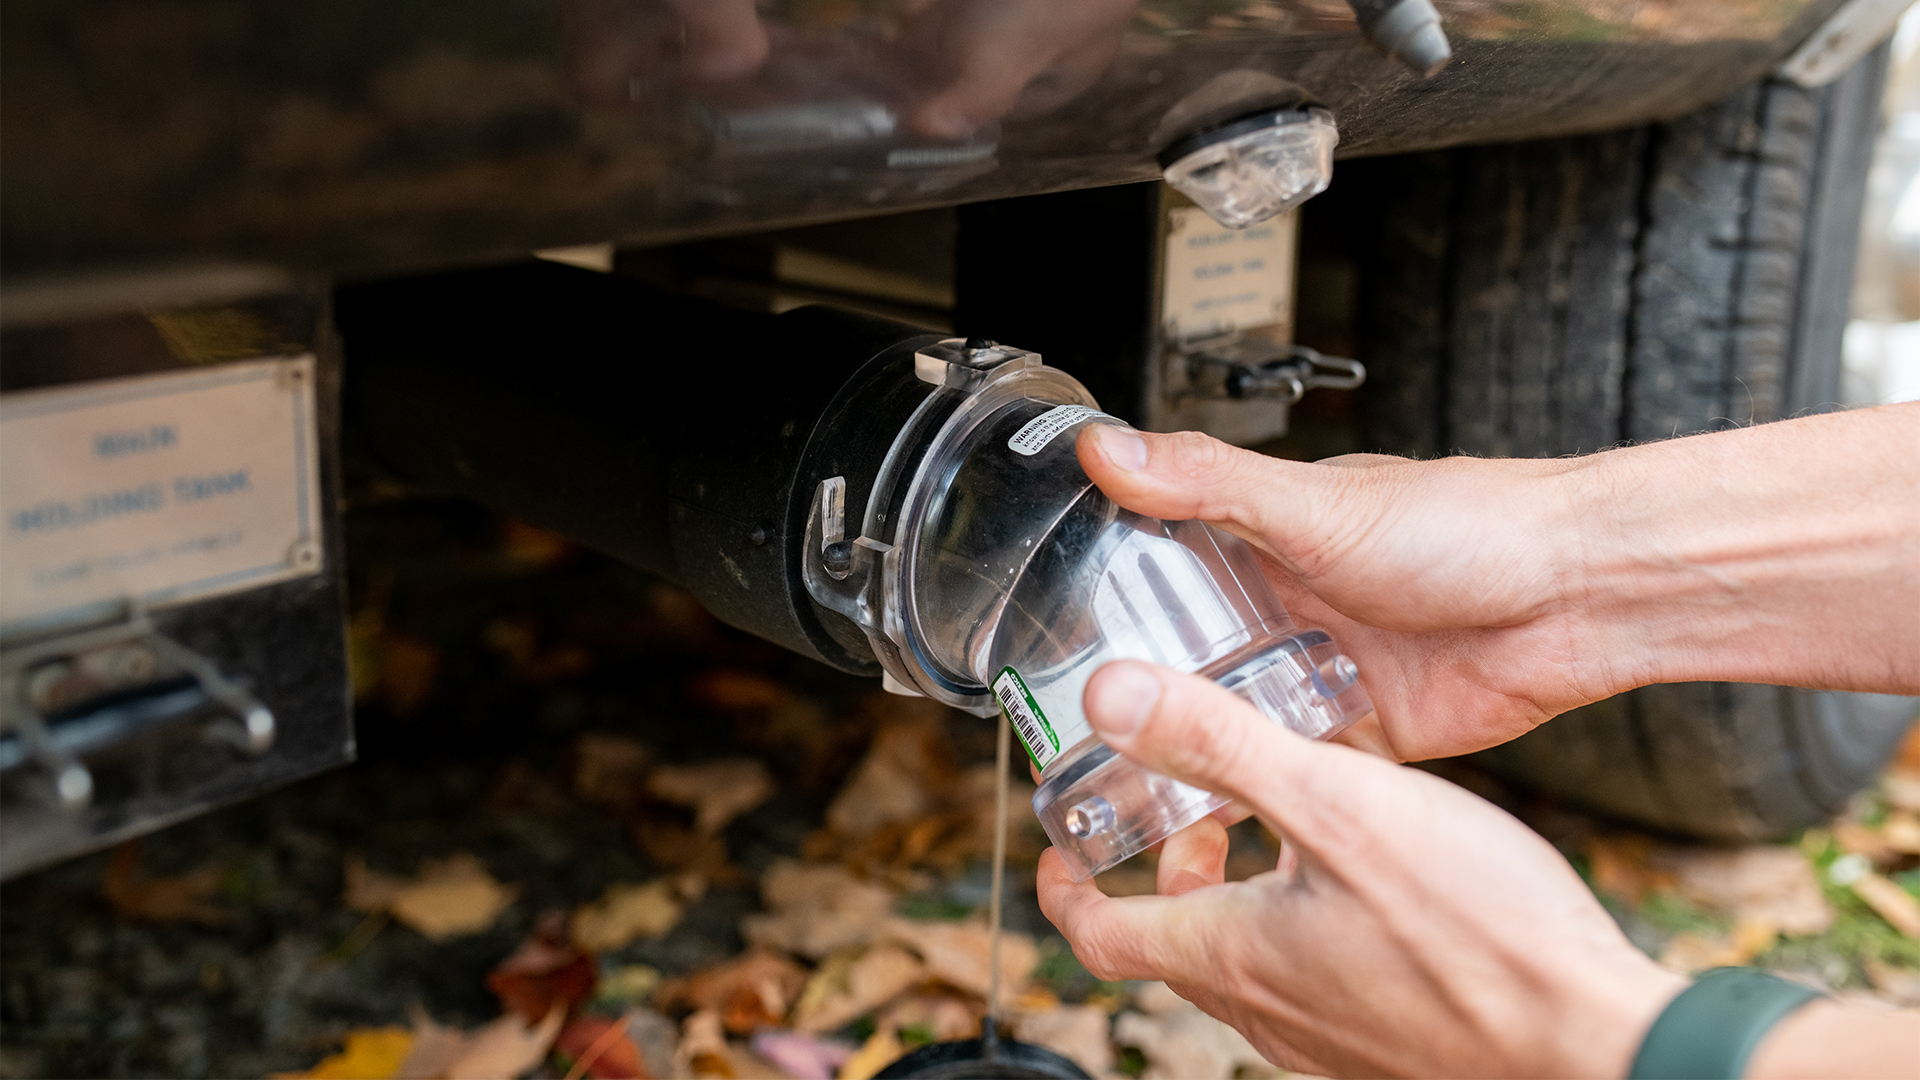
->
xmin=1076 ymin=424 xmax=1607 ymax=761
xmin=1037 ymin=660 xmax=1686 ymax=1078
xmin=895 ymin=0 xmax=1139 ymax=138
xmin=1075 ymin=405 xmax=1920 ymax=762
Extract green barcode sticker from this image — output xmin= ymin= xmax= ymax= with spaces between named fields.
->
xmin=993 ymin=666 xmax=1059 ymax=768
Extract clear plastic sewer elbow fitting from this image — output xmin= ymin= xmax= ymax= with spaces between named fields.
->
xmin=803 ymin=338 xmax=1373 ymax=880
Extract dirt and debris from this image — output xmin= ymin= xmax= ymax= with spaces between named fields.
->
xmin=2 ymin=502 xmax=1916 ymax=1079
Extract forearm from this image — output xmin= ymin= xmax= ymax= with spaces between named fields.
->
xmin=1562 ymin=402 xmax=1920 ymax=696
xmin=1746 ymin=1000 xmax=1920 ymax=1079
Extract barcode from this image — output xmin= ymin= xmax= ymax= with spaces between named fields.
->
xmin=994 ymin=667 xmax=1057 ymax=767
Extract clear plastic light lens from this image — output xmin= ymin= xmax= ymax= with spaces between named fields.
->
xmin=1163 ymin=110 xmax=1339 ymax=230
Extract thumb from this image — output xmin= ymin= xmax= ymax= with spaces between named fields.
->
xmin=1075 ymin=426 xmax=1368 ymax=581
xmin=1081 ymin=660 xmax=1369 ymax=845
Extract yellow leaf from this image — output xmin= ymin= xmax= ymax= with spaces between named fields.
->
xmin=837 ymin=1027 xmax=903 ymax=1080
xmin=274 ymin=1026 xmax=412 ymax=1080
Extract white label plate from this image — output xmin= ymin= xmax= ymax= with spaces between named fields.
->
xmin=1161 ymin=205 xmax=1295 ymax=343
xmin=1 ymin=357 xmax=324 ymax=629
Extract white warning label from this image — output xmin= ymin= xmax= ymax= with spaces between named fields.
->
xmin=1007 ymin=405 xmax=1102 ymax=457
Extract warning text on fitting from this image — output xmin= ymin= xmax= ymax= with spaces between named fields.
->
xmin=1006 ymin=405 xmax=1103 ymax=457
xmin=994 ymin=666 xmax=1060 ymax=769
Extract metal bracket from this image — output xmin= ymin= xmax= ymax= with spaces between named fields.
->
xmin=1 ymin=609 xmax=276 ymax=813
xmin=1184 ymin=337 xmax=1365 ymax=402
xmin=1777 ymin=0 xmax=1910 ymax=88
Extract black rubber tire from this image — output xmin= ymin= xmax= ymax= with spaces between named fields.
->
xmin=1349 ymin=47 xmax=1917 ymax=841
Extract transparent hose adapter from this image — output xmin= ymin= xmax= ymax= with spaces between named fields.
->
xmin=803 ymin=339 xmax=1373 ymax=882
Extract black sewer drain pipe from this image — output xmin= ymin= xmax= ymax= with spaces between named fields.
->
xmin=336 ymin=260 xmax=942 ymax=676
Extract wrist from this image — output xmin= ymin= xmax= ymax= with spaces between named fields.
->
xmin=1550 ymin=407 xmax=1920 ymax=696
xmin=1532 ymin=958 xmax=1687 ymax=1079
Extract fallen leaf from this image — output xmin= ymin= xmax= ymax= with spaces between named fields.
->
xmin=1661 ymin=846 xmax=1833 ymax=936
xmin=686 ymin=670 xmax=793 ymax=712
xmin=376 ymin=631 xmax=442 ymax=717
xmin=748 ymin=1030 xmax=854 ymax=1080
xmin=555 ymin=1014 xmax=647 ymax=1079
xmin=648 ymin=759 xmax=774 ymax=836
xmin=102 ymin=843 xmax=228 ymax=927
xmin=1881 ymin=811 xmax=1920 ymax=855
xmin=837 ymin=1027 xmax=904 ymax=1080
xmin=570 ymin=881 xmax=684 ymax=953
xmin=1883 ymin=770 xmax=1920 ymax=815
xmin=346 ymin=854 xmax=519 ymax=941
xmin=274 ymin=1027 xmax=413 ymax=1080
xmin=740 ymin=861 xmax=896 ymax=958
xmin=792 ymin=945 xmax=926 ymax=1033
xmin=1852 ymin=872 xmax=1920 ymax=938
xmin=879 ymin=918 xmax=1036 ymax=1001
xmin=672 ymin=1010 xmax=736 ymax=1080
xmin=657 ymin=950 xmax=809 ymax=1034
xmin=1833 ymin=820 xmax=1900 ymax=864
xmin=501 ymin=519 xmax=576 ymax=567
xmin=574 ymin=735 xmax=654 ymax=812
xmin=1864 ymin=959 xmax=1920 ymax=1005
xmin=631 ymin=815 xmax=740 ymax=882
xmin=822 ymin=711 xmax=958 ymax=840
xmin=396 ymin=1007 xmax=467 ymax=1080
xmin=1116 ymin=983 xmax=1278 ymax=1080
xmin=1011 ymin=1004 xmax=1114 ymax=1077
xmin=1657 ymin=919 xmax=1780 ymax=973
xmin=447 ymin=1006 xmax=565 ymax=1080
xmin=877 ymin=992 xmax=979 ymax=1042
xmin=1583 ymin=835 xmax=1675 ymax=904
xmin=594 ymin=965 xmax=663 ymax=1008
xmin=488 ymin=911 xmax=599 ymax=1022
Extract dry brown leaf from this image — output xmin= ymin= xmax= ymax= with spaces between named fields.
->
xmin=879 ymin=918 xmax=1037 ymax=1001
xmin=1661 ymin=845 xmax=1833 ymax=936
xmin=1883 ymin=770 xmax=1920 ymax=815
xmin=376 ymin=631 xmax=442 ymax=717
xmin=878 ymin=993 xmax=980 ymax=1042
xmin=553 ymin=1014 xmax=646 ymax=1080
xmin=1881 ymin=811 xmax=1920 ymax=855
xmin=570 ymin=880 xmax=684 ymax=953
xmin=685 ymin=669 xmax=793 ymax=712
xmin=346 ymin=854 xmax=519 ymax=941
xmin=656 ymin=950 xmax=809 ymax=1034
xmin=648 ymin=759 xmax=774 ymax=836
xmin=1115 ymin=983 xmax=1277 ymax=1080
xmin=672 ymin=1009 xmax=736 ymax=1080
xmin=102 ymin=843 xmax=229 ymax=927
xmin=823 ymin=710 xmax=958 ymax=839
xmin=1833 ymin=820 xmax=1900 ymax=864
xmin=1852 ymin=872 xmax=1920 ymax=938
xmin=1011 ymin=1004 xmax=1115 ymax=1077
xmin=740 ymin=860 xmax=896 ymax=958
xmin=1583 ymin=835 xmax=1676 ymax=904
xmin=1864 ymin=959 xmax=1920 ymax=1005
xmin=397 ymin=1007 xmax=469 ymax=1080
xmin=838 ymin=1027 xmax=904 ymax=1080
xmin=574 ymin=735 xmax=653 ymax=812
xmin=791 ymin=944 xmax=926 ymax=1033
xmin=446 ymin=1006 xmax=565 ymax=1080
xmin=1658 ymin=920 xmax=1780 ymax=973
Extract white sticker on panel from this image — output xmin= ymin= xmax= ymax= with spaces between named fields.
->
xmin=0 ymin=356 xmax=324 ymax=629
xmin=1161 ymin=205 xmax=1296 ymax=343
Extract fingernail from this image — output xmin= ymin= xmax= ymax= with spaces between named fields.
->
xmin=1093 ymin=426 xmax=1148 ymax=472
xmin=1086 ymin=663 xmax=1160 ymax=740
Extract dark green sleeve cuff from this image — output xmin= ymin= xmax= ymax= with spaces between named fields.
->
xmin=1628 ymin=967 xmax=1826 ymax=1080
